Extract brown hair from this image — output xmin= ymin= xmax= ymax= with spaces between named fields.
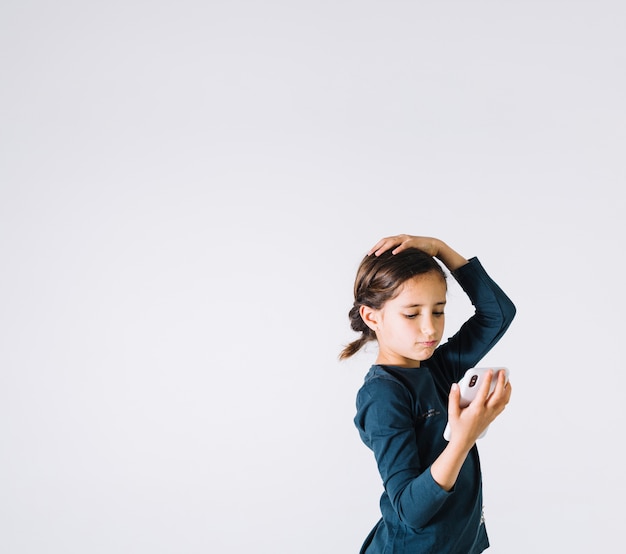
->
xmin=339 ymin=248 xmax=447 ymax=360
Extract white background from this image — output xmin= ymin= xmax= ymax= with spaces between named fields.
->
xmin=1 ymin=1 xmax=624 ymax=552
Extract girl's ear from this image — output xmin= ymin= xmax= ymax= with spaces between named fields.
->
xmin=359 ymin=305 xmax=379 ymax=332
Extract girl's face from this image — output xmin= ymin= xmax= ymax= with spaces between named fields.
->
xmin=365 ymin=272 xmax=447 ymax=368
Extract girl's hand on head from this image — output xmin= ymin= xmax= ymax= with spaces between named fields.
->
xmin=368 ymin=234 xmax=469 ymax=272
xmin=368 ymin=234 xmax=440 ymax=257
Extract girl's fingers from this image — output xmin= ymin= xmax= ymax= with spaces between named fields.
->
xmin=448 ymin=382 xmax=461 ymax=419
xmin=367 ymin=239 xmax=388 ymax=256
xmin=475 ymin=370 xmax=495 ymax=403
xmin=368 ymin=234 xmax=410 ymax=256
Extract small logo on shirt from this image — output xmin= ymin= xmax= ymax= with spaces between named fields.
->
xmin=417 ymin=408 xmax=440 ymax=421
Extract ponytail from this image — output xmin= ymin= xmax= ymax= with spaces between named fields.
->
xmin=339 ymin=304 xmax=375 ymax=360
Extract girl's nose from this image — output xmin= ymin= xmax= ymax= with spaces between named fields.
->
xmin=421 ymin=315 xmax=436 ymax=335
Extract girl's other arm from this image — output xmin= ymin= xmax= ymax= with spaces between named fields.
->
xmin=431 ymin=369 xmax=512 ymax=491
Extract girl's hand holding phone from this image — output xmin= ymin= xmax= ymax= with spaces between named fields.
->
xmin=444 ymin=367 xmax=512 ymax=442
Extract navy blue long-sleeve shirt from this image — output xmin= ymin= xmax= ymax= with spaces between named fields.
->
xmin=354 ymin=257 xmax=516 ymax=553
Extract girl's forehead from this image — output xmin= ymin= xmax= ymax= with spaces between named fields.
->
xmin=395 ymin=273 xmax=447 ymax=299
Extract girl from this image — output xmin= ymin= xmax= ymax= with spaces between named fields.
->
xmin=340 ymin=234 xmax=516 ymax=553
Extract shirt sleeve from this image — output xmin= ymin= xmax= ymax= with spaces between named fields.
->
xmin=355 ymin=377 xmax=453 ymax=530
xmin=435 ymin=256 xmax=517 ymax=380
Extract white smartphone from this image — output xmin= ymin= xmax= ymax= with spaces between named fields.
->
xmin=443 ymin=366 xmax=510 ymax=441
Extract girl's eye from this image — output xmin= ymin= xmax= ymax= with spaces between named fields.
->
xmin=404 ymin=312 xmax=445 ymax=319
